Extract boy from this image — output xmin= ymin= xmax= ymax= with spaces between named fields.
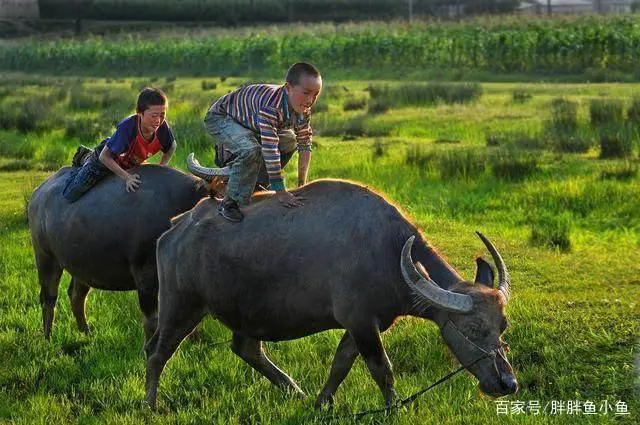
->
xmin=63 ymin=88 xmax=176 ymax=202
xmin=204 ymin=62 xmax=322 ymax=222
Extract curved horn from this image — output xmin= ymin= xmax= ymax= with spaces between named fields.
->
xmin=475 ymin=231 xmax=510 ymax=303
xmin=187 ymin=153 xmax=231 ymax=182
xmin=401 ymin=236 xmax=473 ymax=313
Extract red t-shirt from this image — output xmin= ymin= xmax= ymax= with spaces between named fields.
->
xmin=96 ymin=115 xmax=175 ymax=170
xmin=115 ymin=126 xmax=163 ymax=169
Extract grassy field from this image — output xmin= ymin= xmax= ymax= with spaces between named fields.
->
xmin=0 ymin=74 xmax=639 ymax=424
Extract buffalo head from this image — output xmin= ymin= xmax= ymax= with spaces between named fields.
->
xmin=401 ymin=232 xmax=517 ymax=397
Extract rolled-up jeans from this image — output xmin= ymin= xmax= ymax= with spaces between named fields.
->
xmin=62 ymin=153 xmax=112 ymax=202
xmin=204 ymin=112 xmax=296 ymax=206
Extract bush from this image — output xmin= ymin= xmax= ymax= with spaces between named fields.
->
xmin=600 ymin=161 xmax=638 ymax=181
xmin=547 ymin=132 xmax=593 ymax=153
xmin=343 ymin=97 xmax=367 ymax=111
xmin=69 ymin=86 xmax=130 ymax=111
xmin=485 ymin=131 xmax=543 ymax=150
xmin=69 ymin=87 xmax=100 ymax=110
xmin=436 ymin=149 xmax=487 ymax=180
xmin=550 ymin=98 xmax=578 ymax=134
xmin=406 ymin=147 xmax=487 ymax=180
xmin=65 ymin=117 xmax=112 ymax=143
xmin=598 ymin=125 xmax=634 ymax=158
xmin=39 ymin=144 xmax=68 ymax=170
xmin=545 ymin=99 xmax=592 ymax=153
xmin=368 ymin=82 xmax=482 ymax=108
xmin=170 ymin=111 xmax=210 ymax=153
xmin=489 ymin=149 xmax=539 ymax=181
xmin=486 ymin=134 xmax=500 ymax=147
xmin=589 ymin=99 xmax=624 ymax=127
xmin=529 ymin=212 xmax=572 ymax=252
xmin=372 ymin=139 xmax=385 ymax=160
xmin=324 ymin=84 xmax=349 ymax=102
xmin=0 ymin=134 xmax=36 ymax=159
xmin=131 ymin=80 xmax=172 ymax=93
xmin=405 ymin=144 xmax=436 ymax=171
xmin=313 ymin=114 xmax=386 ymax=138
xmin=312 ymin=100 xmax=329 ymax=113
xmin=0 ymin=96 xmax=55 ymax=134
xmin=343 ymin=115 xmax=366 ymax=138
xmin=160 ymin=83 xmax=175 ymax=94
xmin=0 ymin=159 xmax=31 ymax=171
xmin=367 ymin=99 xmax=390 ymax=114
xmin=131 ymin=79 xmax=153 ymax=91
xmin=201 ymin=81 xmax=218 ymax=91
xmin=627 ymin=97 xmax=640 ymax=124
xmin=512 ymin=89 xmax=533 ymax=104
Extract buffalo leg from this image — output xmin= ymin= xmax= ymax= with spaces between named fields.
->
xmin=231 ymin=333 xmax=305 ymax=397
xmin=315 ymin=331 xmax=359 ymax=408
xmin=67 ymin=277 xmax=91 ymax=334
xmin=144 ymin=299 xmax=205 ymax=410
xmin=351 ymin=328 xmax=397 ymax=408
xmin=137 ymin=287 xmax=158 ymax=343
xmin=132 ymin=267 xmax=160 ymax=342
xmin=36 ymin=254 xmax=63 ymax=340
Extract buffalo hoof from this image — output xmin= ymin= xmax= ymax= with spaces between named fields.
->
xmin=143 ymin=398 xmax=157 ymax=412
xmin=314 ymin=393 xmax=334 ymax=409
xmin=384 ymin=389 xmax=399 ymax=410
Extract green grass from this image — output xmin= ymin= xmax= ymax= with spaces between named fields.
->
xmin=3 ymin=16 xmax=640 ymax=80
xmin=0 ymin=75 xmax=638 ymax=424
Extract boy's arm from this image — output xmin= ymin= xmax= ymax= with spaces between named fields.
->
xmin=159 ymin=140 xmax=177 ymax=166
xmin=295 ymin=117 xmax=313 ymax=187
xmin=99 ymin=147 xmax=141 ymax=192
xmin=298 ymin=150 xmax=311 ymax=187
xmin=258 ymin=107 xmax=303 ymax=207
xmin=258 ymin=107 xmax=285 ymax=191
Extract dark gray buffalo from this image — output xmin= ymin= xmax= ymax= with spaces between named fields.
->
xmin=145 ymin=178 xmax=518 ymax=409
xmin=28 ymin=165 xmax=218 ymax=341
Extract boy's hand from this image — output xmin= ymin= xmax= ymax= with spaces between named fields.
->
xmin=275 ymin=191 xmax=304 ymax=208
xmin=125 ymin=173 xmax=141 ymax=192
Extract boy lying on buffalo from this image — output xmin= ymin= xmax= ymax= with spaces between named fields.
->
xmin=63 ymin=87 xmax=176 ymax=202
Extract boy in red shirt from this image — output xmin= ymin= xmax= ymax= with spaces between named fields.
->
xmin=63 ymin=88 xmax=176 ymax=202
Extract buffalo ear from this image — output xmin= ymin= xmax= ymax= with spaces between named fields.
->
xmin=474 ymin=257 xmax=495 ymax=288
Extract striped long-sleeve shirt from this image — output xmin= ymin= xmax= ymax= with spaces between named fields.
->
xmin=210 ymin=84 xmax=312 ymax=191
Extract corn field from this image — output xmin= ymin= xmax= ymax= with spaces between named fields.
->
xmin=2 ymin=16 xmax=640 ymax=75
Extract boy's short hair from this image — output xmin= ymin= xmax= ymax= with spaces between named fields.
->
xmin=137 ymin=88 xmax=168 ymax=113
xmin=285 ymin=62 xmax=321 ymax=86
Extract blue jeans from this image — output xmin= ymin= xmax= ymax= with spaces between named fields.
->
xmin=62 ymin=154 xmax=112 ymax=202
xmin=204 ymin=112 xmax=296 ymax=206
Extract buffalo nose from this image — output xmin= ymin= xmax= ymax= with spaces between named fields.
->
xmin=500 ymin=373 xmax=518 ymax=394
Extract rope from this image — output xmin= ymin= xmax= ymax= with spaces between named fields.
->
xmin=322 ymin=352 xmax=490 ymax=422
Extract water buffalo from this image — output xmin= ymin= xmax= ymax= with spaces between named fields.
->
xmin=28 ymin=164 xmax=226 ymax=341
xmin=145 ymin=178 xmax=517 ymax=409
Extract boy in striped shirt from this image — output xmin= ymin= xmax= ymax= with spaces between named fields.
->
xmin=204 ymin=62 xmax=322 ymax=222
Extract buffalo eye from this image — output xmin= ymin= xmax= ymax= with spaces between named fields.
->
xmin=466 ymin=320 xmax=487 ymax=338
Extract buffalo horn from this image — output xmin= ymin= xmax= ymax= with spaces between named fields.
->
xmin=475 ymin=231 xmax=510 ymax=303
xmin=401 ymin=236 xmax=473 ymax=313
xmin=187 ymin=153 xmax=231 ymax=181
